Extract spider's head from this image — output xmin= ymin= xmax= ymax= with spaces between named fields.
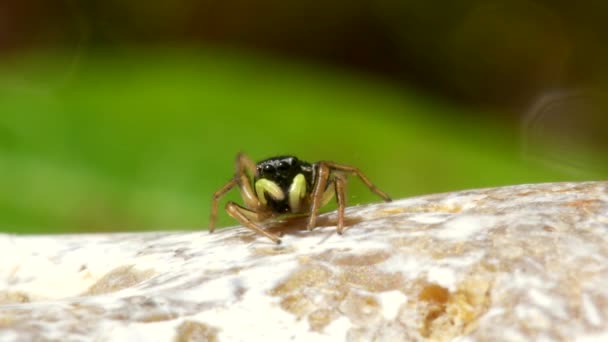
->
xmin=255 ymin=156 xmax=305 ymax=186
xmin=254 ymin=156 xmax=314 ymax=213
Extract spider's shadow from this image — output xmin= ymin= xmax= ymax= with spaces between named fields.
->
xmin=264 ymin=214 xmax=363 ymax=238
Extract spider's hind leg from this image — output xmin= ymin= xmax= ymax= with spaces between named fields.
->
xmin=322 ymin=162 xmax=392 ymax=202
xmin=334 ymin=174 xmax=347 ymax=234
xmin=307 ymin=163 xmax=331 ymax=231
xmin=306 ymin=161 xmax=391 ymax=235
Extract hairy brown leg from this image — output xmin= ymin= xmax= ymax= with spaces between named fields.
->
xmin=307 ymin=163 xmax=331 ymax=231
xmin=226 ymin=202 xmax=281 ymax=244
xmin=235 ymin=152 xmax=261 ymax=209
xmin=334 ymin=174 xmax=347 ymax=234
xmin=210 ymin=153 xmax=263 ymax=234
xmin=209 ymin=178 xmax=238 ymax=233
xmin=321 ymin=162 xmax=392 ymax=202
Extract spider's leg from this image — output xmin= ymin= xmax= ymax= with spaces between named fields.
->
xmin=307 ymin=163 xmax=331 ymax=231
xmin=226 ymin=202 xmax=281 ymax=244
xmin=320 ymin=182 xmax=336 ymax=207
xmin=234 ymin=152 xmax=262 ymax=209
xmin=334 ymin=174 xmax=347 ymax=234
xmin=322 ymin=162 xmax=392 ymax=202
xmin=209 ymin=178 xmax=238 ymax=233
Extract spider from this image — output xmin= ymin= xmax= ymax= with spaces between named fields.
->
xmin=209 ymin=153 xmax=392 ymax=244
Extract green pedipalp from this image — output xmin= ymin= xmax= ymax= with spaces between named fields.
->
xmin=321 ymin=183 xmax=335 ymax=207
xmin=288 ymin=173 xmax=307 ymax=212
xmin=255 ymin=178 xmax=284 ymax=205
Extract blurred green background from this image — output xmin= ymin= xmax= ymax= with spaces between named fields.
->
xmin=1 ymin=1 xmax=607 ymax=233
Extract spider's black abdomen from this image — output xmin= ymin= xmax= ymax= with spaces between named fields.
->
xmin=255 ymin=156 xmax=315 ymax=213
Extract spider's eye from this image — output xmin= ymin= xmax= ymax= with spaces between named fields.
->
xmin=278 ymin=161 xmax=289 ymax=171
xmin=263 ymin=164 xmax=274 ymax=174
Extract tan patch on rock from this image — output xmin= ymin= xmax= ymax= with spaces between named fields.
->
xmin=252 ymin=246 xmax=295 ymax=256
xmin=174 ymin=320 xmax=218 ymax=342
xmin=0 ymin=314 xmax=15 ymax=328
xmin=339 ymin=291 xmax=382 ymax=326
xmin=427 ymin=203 xmax=464 ymax=213
xmin=566 ymin=199 xmax=601 ymax=214
xmin=318 ymin=250 xmax=391 ymax=266
xmin=85 ymin=265 xmax=155 ymax=295
xmin=416 ymin=276 xmax=493 ymax=340
xmin=271 ymin=252 xmax=406 ymax=332
xmin=418 ymin=283 xmax=450 ymax=338
xmin=140 ymin=312 xmax=177 ymax=323
xmin=339 ymin=266 xmax=404 ymax=292
xmin=381 ymin=207 xmax=407 ymax=215
xmin=308 ymin=308 xmax=335 ymax=332
xmin=279 ymin=294 xmax=315 ymax=319
xmin=543 ymin=225 xmax=556 ymax=232
xmin=0 ymin=291 xmax=30 ymax=304
xmin=271 ymin=264 xmax=333 ymax=296
xmin=271 ymin=263 xmax=340 ymax=331
xmin=342 ymin=252 xmax=392 ymax=266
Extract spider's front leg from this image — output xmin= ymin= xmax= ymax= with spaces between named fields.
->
xmin=209 ymin=153 xmax=262 ymax=234
xmin=209 ymin=178 xmax=238 ymax=233
xmin=225 ymin=202 xmax=281 ymax=244
xmin=235 ymin=152 xmax=262 ymax=210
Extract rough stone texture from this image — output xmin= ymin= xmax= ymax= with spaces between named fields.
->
xmin=1 ymin=181 xmax=608 ymax=341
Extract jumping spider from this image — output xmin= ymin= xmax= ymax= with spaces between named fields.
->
xmin=209 ymin=153 xmax=392 ymax=244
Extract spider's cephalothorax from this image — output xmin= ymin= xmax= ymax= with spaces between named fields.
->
xmin=253 ymin=156 xmax=314 ymax=214
xmin=209 ymin=153 xmax=392 ymax=244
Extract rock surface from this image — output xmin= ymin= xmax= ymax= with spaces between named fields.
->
xmin=1 ymin=181 xmax=608 ymax=341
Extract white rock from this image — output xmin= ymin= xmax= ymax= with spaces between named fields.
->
xmin=1 ymin=181 xmax=607 ymax=341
